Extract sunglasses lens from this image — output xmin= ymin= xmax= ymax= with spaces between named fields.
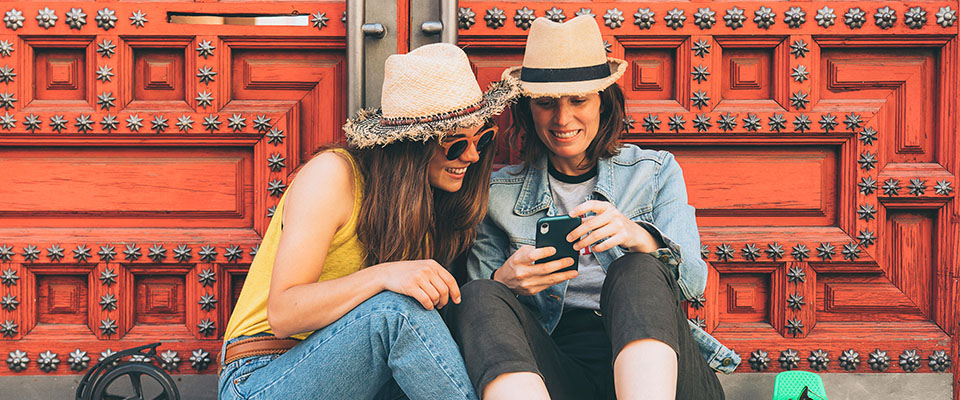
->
xmin=445 ymin=140 xmax=468 ymax=160
xmin=476 ymin=130 xmax=495 ymax=151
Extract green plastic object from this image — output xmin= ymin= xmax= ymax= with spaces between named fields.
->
xmin=772 ymin=371 xmax=827 ymax=400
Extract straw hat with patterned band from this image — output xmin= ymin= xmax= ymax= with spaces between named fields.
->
xmin=344 ymin=43 xmax=519 ymax=149
xmin=502 ymin=15 xmax=627 ymax=98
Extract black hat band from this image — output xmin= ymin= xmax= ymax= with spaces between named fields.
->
xmin=519 ymin=63 xmax=610 ymax=83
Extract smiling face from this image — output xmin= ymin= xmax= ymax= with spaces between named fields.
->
xmin=427 ymin=122 xmax=496 ymax=192
xmin=528 ymin=93 xmax=602 ymax=175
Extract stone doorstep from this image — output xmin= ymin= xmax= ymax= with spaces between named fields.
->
xmin=0 ymin=373 xmax=952 ymax=399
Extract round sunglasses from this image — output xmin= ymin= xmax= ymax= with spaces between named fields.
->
xmin=441 ymin=125 xmax=498 ymax=161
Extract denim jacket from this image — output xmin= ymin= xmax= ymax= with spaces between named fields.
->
xmin=466 ymin=144 xmax=740 ymax=373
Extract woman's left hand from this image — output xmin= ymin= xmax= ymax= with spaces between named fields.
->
xmin=567 ymin=200 xmax=661 ymax=253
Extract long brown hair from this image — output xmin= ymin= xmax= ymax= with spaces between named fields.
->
xmin=350 ymin=129 xmax=496 ymax=267
xmin=509 ymin=83 xmax=626 ymax=170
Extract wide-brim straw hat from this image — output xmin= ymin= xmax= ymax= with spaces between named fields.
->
xmin=344 ymin=43 xmax=519 ymax=148
xmin=502 ymin=15 xmax=627 ymax=98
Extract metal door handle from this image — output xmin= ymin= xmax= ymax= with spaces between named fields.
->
xmin=421 ymin=21 xmax=442 ymax=35
xmin=362 ymin=23 xmax=386 ymax=38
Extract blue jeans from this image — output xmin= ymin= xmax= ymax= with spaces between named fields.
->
xmin=218 ymin=291 xmax=478 ymax=400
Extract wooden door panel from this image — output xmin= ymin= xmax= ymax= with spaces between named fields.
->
xmin=461 ymin=2 xmax=958 ymax=388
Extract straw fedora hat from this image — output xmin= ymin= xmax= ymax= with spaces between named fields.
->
xmin=344 ymin=43 xmax=519 ymax=148
xmin=502 ymin=15 xmax=627 ymax=98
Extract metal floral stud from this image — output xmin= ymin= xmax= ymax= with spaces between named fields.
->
xmin=198 ymin=268 xmax=216 ymax=286
xmin=126 ymin=114 xmax=144 ymax=132
xmin=0 ymin=112 xmax=14 ymax=130
xmin=458 ymin=7 xmax=476 ymax=29
xmin=691 ymin=90 xmax=710 ymax=109
xmin=668 ymin=114 xmax=685 ymax=133
xmin=622 ymin=116 xmax=634 ymax=133
xmin=692 ymin=65 xmax=709 ymax=83
xmin=816 ymin=7 xmax=836 ymax=27
xmin=190 ymin=349 xmax=210 ymax=371
xmin=692 ymin=39 xmax=711 ymax=57
xmin=874 ymin=6 xmax=897 ymax=29
xmin=484 ymin=8 xmax=506 ymax=29
xmin=818 ymin=113 xmax=838 ymax=133
xmin=839 ymin=349 xmax=860 ymax=371
xmin=741 ymin=243 xmax=760 ymax=261
xmin=0 ymin=245 xmax=11 ymax=262
xmin=790 ymin=246 xmax=810 ymax=263
xmin=724 ymin=7 xmax=746 ymax=29
xmin=174 ymin=244 xmax=192 ymax=262
xmin=196 ymin=91 xmax=214 ymax=108
xmin=857 ymin=151 xmax=877 ymax=171
xmin=779 ymin=349 xmax=800 ymax=370
xmin=859 ymin=127 xmax=878 ymax=145
xmin=882 ymin=178 xmax=901 ymax=196
xmin=768 ymin=114 xmax=787 ymax=133
xmin=225 ymin=244 xmax=243 ymax=262
xmin=936 ymin=6 xmax=957 ymax=27
xmin=311 ymin=12 xmax=328 ymax=30
xmin=545 ymin=7 xmax=565 ymax=23
xmin=899 ymin=349 xmax=921 ymax=372
xmin=934 ymin=180 xmax=953 ymax=195
xmin=717 ymin=113 xmax=737 ymax=132
xmin=791 ymin=65 xmax=808 ymax=82
xmin=790 ymin=40 xmax=809 ymax=58
xmin=908 ymin=178 xmax=926 ymax=196
xmin=642 ymin=114 xmax=660 ymax=133
xmin=160 ymin=350 xmax=180 ymax=372
xmin=4 ymin=9 xmax=25 ymax=30
xmin=97 ymin=39 xmax=116 ymax=58
xmin=1 ymin=267 xmax=18 ymax=285
xmin=198 ymin=319 xmax=216 ymax=336
xmin=742 ymin=113 xmax=761 ymax=132
xmin=123 ymin=244 xmax=141 ymax=261
xmin=0 ymin=65 xmax=10 ymax=84
xmin=148 ymin=244 xmax=166 ymax=262
xmin=97 ymin=92 xmax=115 ymax=111
xmin=100 ymin=318 xmax=118 ymax=336
xmin=228 ymin=114 xmax=246 ymax=132
xmin=664 ymin=8 xmax=686 ymax=30
xmin=765 ymin=242 xmax=784 ymax=261
xmin=22 ymin=245 xmax=40 ymax=262
xmin=749 ymin=350 xmax=770 ymax=371
xmin=785 ymin=318 xmax=804 ymax=337
xmin=200 ymin=293 xmax=218 ymax=311
xmin=754 ymin=6 xmax=776 ymax=29
xmin=99 ymin=294 xmax=118 ymax=311
xmin=856 ymin=203 xmax=877 ymax=221
xmin=689 ymin=294 xmax=706 ymax=309
xmin=928 ymin=350 xmax=951 ymax=372
xmin=100 ymin=267 xmax=118 ymax=286
xmin=787 ymin=293 xmax=804 ymax=310
xmin=268 ymin=153 xmax=286 ymax=172
xmin=688 ymin=316 xmax=706 ymax=330
xmin=841 ymin=242 xmax=860 ymax=261
xmin=130 ymin=10 xmax=148 ymax=28
xmin=199 ymin=245 xmax=218 ymax=262
xmin=603 ymin=8 xmax=625 ymax=29
xmin=694 ymin=8 xmax=716 ymax=29
xmin=715 ymin=243 xmax=734 ymax=261
xmin=904 ymin=7 xmax=926 ymax=29
xmin=98 ymin=245 xmax=117 ymax=262
xmin=790 ymin=91 xmax=809 ymax=109
xmin=792 ymin=114 xmax=811 ymax=133
xmin=196 ymin=40 xmax=216 ymax=59
xmin=151 ymin=115 xmax=169 ymax=133
xmin=0 ymin=92 xmax=16 ymax=110
xmin=36 ymin=7 xmax=58 ymax=29
xmin=202 ymin=114 xmax=221 ymax=133
xmin=37 ymin=350 xmax=59 ymax=372
xmin=250 ymin=245 xmax=259 ymax=257
xmin=845 ymin=8 xmax=867 ymax=28
xmin=47 ymin=244 xmax=65 ymax=261
xmin=96 ymin=65 xmax=113 ymax=82
xmin=197 ymin=66 xmax=217 ymax=84
xmin=99 ymin=349 xmax=119 ymax=367
xmin=68 ymin=349 xmax=90 ymax=371
xmin=633 ymin=8 xmax=655 ymax=29
xmin=700 ymin=244 xmax=710 ymax=259
xmin=857 ymin=176 xmax=877 ymax=194
xmin=95 ymin=8 xmax=118 ymax=30
xmin=1 ymin=294 xmax=18 ymax=310
xmin=693 ymin=114 xmax=711 ymax=133
xmin=857 ymin=229 xmax=876 ymax=247
xmin=844 ymin=113 xmax=863 ymax=131
xmin=253 ymin=115 xmax=272 ymax=132
xmin=7 ymin=350 xmax=28 ymax=371
xmin=514 ymin=7 xmax=535 ymax=30
xmin=65 ymin=8 xmax=86 ymax=30
xmin=1 ymin=320 xmax=17 ymax=337
xmin=176 ymin=115 xmax=193 ymax=132
xmin=808 ymin=349 xmax=830 ymax=371
xmin=575 ymin=8 xmax=595 ymax=18
xmin=869 ymin=349 xmax=890 ymax=371
xmin=784 ymin=7 xmax=806 ymax=28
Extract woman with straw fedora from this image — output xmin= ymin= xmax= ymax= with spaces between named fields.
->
xmin=448 ymin=16 xmax=736 ymax=399
xmin=219 ymin=43 xmax=518 ymax=400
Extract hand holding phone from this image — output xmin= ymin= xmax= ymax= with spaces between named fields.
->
xmin=534 ymin=215 xmax=581 ymax=273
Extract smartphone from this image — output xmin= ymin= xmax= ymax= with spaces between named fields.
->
xmin=534 ymin=215 xmax=582 ymax=273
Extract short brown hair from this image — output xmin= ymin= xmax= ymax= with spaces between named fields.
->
xmin=509 ymin=83 xmax=625 ymax=170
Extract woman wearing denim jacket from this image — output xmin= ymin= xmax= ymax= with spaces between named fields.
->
xmin=447 ymin=17 xmax=737 ymax=400
xmin=219 ymin=44 xmax=519 ymax=400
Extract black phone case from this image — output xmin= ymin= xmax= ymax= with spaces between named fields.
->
xmin=534 ymin=215 xmax=581 ymax=273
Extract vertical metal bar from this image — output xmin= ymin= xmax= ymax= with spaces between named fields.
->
xmin=347 ymin=0 xmax=364 ymax=115
xmin=439 ymin=0 xmax=457 ymax=45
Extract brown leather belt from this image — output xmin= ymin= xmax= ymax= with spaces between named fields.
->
xmin=222 ymin=336 xmax=300 ymax=368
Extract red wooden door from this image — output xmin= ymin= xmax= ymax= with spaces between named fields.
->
xmin=457 ymin=0 xmax=960 ymax=396
xmin=0 ymin=1 xmax=356 ymax=374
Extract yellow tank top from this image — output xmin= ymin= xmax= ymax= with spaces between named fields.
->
xmin=224 ymin=148 xmax=366 ymax=341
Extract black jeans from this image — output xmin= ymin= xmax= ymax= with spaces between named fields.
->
xmin=448 ymin=253 xmax=724 ymax=400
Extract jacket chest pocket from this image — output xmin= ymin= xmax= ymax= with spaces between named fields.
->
xmin=626 ymin=205 xmax=654 ymax=223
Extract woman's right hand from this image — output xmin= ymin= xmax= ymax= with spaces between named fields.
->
xmin=375 ymin=260 xmax=461 ymax=310
xmin=493 ymin=245 xmax=578 ymax=296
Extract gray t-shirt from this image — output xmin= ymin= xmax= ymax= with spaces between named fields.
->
xmin=547 ymin=167 xmax=605 ymax=311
